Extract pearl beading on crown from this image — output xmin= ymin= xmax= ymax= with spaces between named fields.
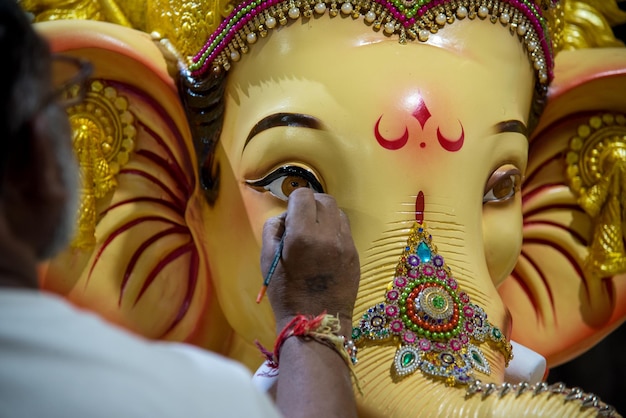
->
xmin=189 ymin=0 xmax=557 ymax=85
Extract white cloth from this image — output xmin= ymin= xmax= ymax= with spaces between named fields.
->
xmin=0 ymin=289 xmax=281 ymax=418
xmin=253 ymin=361 xmax=279 ymax=392
xmin=504 ymin=340 xmax=547 ymax=384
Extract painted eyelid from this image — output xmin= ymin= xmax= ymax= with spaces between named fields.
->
xmin=245 ymin=165 xmax=324 ymax=194
xmin=484 ymin=167 xmax=522 ymax=191
xmin=483 ymin=168 xmax=522 ymax=203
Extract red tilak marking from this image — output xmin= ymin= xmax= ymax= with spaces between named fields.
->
xmin=415 ymin=191 xmax=425 ymax=223
xmin=437 ymin=122 xmax=465 ymax=152
xmin=374 ymin=115 xmax=409 ymax=150
xmin=411 ymin=96 xmax=432 ymax=130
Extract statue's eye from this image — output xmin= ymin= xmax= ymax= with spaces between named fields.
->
xmin=246 ymin=165 xmax=324 ymax=201
xmin=483 ymin=167 xmax=522 ymax=204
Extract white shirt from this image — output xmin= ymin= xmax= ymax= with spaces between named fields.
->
xmin=0 ymin=289 xmax=281 ymax=418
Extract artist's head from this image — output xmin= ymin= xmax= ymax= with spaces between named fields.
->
xmin=0 ymin=1 xmax=85 ymax=267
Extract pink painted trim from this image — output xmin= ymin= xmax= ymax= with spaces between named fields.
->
xmin=39 ymin=21 xmax=177 ymax=93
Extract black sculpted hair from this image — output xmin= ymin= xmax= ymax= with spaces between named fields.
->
xmin=179 ymin=70 xmax=227 ymax=205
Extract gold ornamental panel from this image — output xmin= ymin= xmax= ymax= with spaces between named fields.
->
xmin=66 ymin=80 xmax=137 ymax=249
xmin=566 ymin=113 xmax=626 ymax=280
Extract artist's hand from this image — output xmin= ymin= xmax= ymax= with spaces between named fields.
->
xmin=261 ymin=188 xmax=360 ymax=331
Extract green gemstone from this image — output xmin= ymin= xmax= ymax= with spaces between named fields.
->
xmin=472 ymin=351 xmax=483 ymax=365
xmin=401 ymin=351 xmax=416 ymax=367
xmin=493 ymin=328 xmax=502 ymax=339
xmin=432 ymin=295 xmax=446 ymax=309
xmin=352 ymin=328 xmax=361 ymax=339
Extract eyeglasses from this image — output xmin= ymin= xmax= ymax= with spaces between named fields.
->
xmin=48 ymin=54 xmax=93 ymax=108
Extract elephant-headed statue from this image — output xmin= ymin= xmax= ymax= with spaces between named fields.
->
xmin=21 ymin=0 xmax=626 ymax=415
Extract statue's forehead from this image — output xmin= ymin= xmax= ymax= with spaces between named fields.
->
xmin=227 ymin=17 xmax=528 ymax=86
xmin=225 ymin=21 xmax=531 ymax=126
xmin=219 ymin=18 xmax=533 ymax=161
xmin=224 ymin=79 xmax=530 ymax=168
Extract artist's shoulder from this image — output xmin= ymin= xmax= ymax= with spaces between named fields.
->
xmin=0 ymin=288 xmax=281 ymax=418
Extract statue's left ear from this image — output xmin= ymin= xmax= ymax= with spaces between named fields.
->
xmin=36 ymin=20 xmax=231 ymax=351
xmin=498 ymin=47 xmax=626 ymax=367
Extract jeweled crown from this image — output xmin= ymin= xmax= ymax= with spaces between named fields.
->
xmin=188 ymin=0 xmax=563 ymax=87
xmin=25 ymin=1 xmax=626 ymax=88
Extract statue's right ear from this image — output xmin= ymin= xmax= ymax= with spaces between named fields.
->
xmin=37 ymin=20 xmax=232 ymax=352
xmin=499 ymin=47 xmax=626 ymax=368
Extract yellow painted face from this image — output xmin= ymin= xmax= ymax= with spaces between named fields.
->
xmin=201 ymin=15 xmax=534 ymax=348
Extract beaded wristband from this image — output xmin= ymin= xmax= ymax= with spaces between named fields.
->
xmin=257 ymin=312 xmax=358 ymax=368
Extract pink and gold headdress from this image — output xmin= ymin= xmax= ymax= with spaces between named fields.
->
xmin=189 ymin=0 xmax=563 ymax=88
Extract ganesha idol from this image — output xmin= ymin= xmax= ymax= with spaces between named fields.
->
xmin=21 ymin=0 xmax=626 ymax=415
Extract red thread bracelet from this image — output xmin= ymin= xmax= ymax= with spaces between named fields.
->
xmin=256 ymin=312 xmax=357 ymax=369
